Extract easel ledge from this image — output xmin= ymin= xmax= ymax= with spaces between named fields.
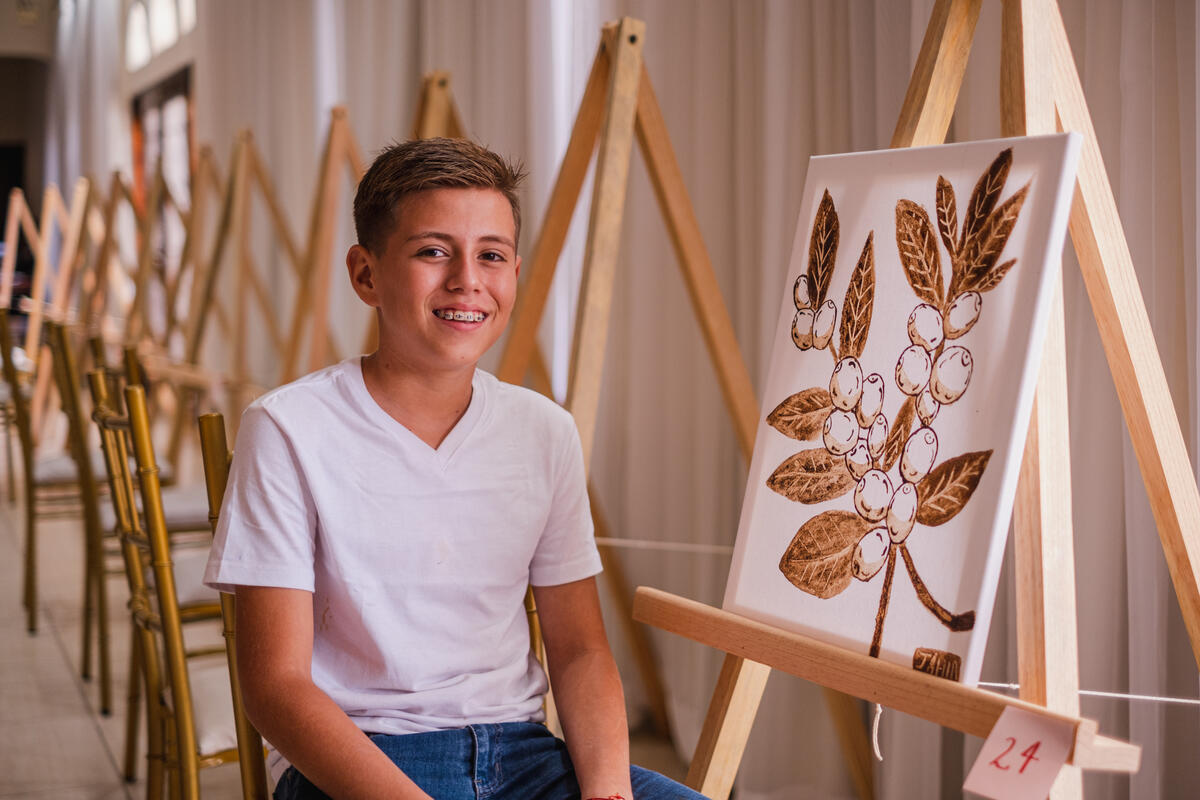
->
xmin=632 ymin=587 xmax=1140 ymax=773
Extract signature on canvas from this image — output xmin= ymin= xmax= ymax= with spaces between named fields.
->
xmin=766 ymin=148 xmax=1029 ymax=677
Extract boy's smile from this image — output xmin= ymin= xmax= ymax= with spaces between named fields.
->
xmin=348 ymin=187 xmax=521 ymax=378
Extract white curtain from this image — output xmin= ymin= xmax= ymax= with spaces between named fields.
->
xmin=42 ymin=1 xmax=1199 ymax=797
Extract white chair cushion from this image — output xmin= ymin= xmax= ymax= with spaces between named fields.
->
xmin=33 ymin=449 xmax=107 ymax=485
xmin=165 ymin=655 xmax=239 ymax=757
xmin=100 ymin=483 xmax=213 ymax=533
xmin=171 ymin=545 xmax=220 ymax=607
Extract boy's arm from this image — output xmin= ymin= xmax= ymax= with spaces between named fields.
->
xmin=533 ymin=577 xmax=635 ymax=800
xmin=236 ymin=585 xmax=432 ymax=800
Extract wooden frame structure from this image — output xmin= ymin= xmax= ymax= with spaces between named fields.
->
xmin=1 ymin=178 xmax=91 ymax=444
xmin=633 ymin=0 xmax=1199 ymax=797
xmin=494 ymin=17 xmax=875 ymax=798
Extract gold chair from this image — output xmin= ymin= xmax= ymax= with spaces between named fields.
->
xmin=92 ymin=377 xmax=239 ymax=799
xmin=44 ymin=320 xmax=115 ymax=716
xmin=75 ymin=341 xmax=228 ymax=788
xmin=0 ymin=309 xmax=103 ymax=637
xmin=198 ymin=411 xmax=270 ymax=799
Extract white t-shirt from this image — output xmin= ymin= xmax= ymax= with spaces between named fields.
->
xmin=204 ymin=358 xmax=601 ymax=780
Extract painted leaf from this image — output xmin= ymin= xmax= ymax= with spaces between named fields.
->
xmin=935 ymin=175 xmax=958 ymax=261
xmin=767 ymin=448 xmax=856 ymax=504
xmin=895 ymin=200 xmax=944 ymax=307
xmin=974 ymin=258 xmax=1016 ymax=293
xmin=881 ymin=396 xmax=916 ymax=472
xmin=767 ymin=388 xmax=833 ymax=441
xmin=956 ymin=183 xmax=1029 ymax=295
xmin=916 ymin=450 xmax=992 ymax=526
xmin=779 ymin=510 xmax=874 ymax=599
xmin=958 ymin=148 xmax=1012 ymax=255
xmin=807 ymin=189 xmax=839 ymax=307
xmin=838 ymin=232 xmax=875 ymax=359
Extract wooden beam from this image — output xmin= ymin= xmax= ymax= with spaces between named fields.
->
xmin=686 ymin=654 xmax=770 ymax=799
xmin=564 ymin=18 xmax=645 ymax=466
xmin=1044 ymin=0 xmax=1200 ymax=667
xmin=633 ymin=587 xmax=1141 ymax=773
xmin=497 ymin=36 xmax=612 ymax=385
xmin=890 ymin=0 xmax=983 ymax=148
xmin=1002 ymin=2 xmax=1083 ymax=797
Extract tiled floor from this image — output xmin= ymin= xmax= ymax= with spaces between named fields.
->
xmin=0 ymin=463 xmax=686 ymax=799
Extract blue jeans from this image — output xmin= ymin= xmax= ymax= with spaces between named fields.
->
xmin=273 ymin=722 xmax=705 ymax=799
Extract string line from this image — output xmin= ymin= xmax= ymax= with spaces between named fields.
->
xmin=594 ymin=536 xmax=733 ymax=555
xmin=979 ymin=682 xmax=1200 ymax=707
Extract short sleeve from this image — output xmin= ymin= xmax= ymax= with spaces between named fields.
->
xmin=204 ymin=404 xmax=319 ymax=594
xmin=528 ymin=416 xmax=601 ymax=587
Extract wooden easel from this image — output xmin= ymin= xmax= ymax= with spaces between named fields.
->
xmin=1 ymin=178 xmax=91 ymax=445
xmin=410 ymin=70 xmax=467 ymax=141
xmin=634 ymin=0 xmax=1198 ymax=797
xmin=494 ymin=17 xmax=876 ymax=799
xmin=81 ymin=149 xmax=227 ymax=469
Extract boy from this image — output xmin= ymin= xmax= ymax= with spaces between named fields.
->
xmin=205 ymin=138 xmax=704 ymax=800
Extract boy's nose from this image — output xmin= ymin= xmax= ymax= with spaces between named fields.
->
xmin=446 ymin=256 xmax=482 ymax=291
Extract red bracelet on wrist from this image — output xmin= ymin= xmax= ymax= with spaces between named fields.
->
xmin=584 ymin=795 xmax=626 ymax=800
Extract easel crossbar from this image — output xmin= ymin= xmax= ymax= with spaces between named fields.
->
xmin=633 ymin=587 xmax=1141 ymax=773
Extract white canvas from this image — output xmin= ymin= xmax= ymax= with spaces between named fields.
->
xmin=724 ymin=134 xmax=1081 ymax=686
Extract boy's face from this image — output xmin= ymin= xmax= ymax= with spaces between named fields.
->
xmin=348 ymin=187 xmax=521 ymax=376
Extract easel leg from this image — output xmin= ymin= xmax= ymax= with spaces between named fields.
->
xmin=686 ymin=654 xmax=770 ymax=800
xmin=498 ymin=35 xmax=611 ymax=386
xmin=1004 ymin=2 xmax=1083 ymax=796
xmin=563 ymin=18 xmax=645 ymax=466
xmin=1044 ymin=0 xmax=1200 ymax=667
xmin=1012 ymin=279 xmax=1082 ymax=800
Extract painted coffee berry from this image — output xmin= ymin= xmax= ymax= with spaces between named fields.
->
xmin=812 ymin=299 xmax=837 ymax=349
xmin=829 ymin=357 xmax=864 ymax=411
xmin=854 ymin=469 xmax=893 ymax=523
xmin=852 ymin=528 xmax=890 ymax=581
xmin=791 ymin=309 xmax=815 ymax=350
xmin=845 ymin=441 xmax=872 ymax=480
xmin=896 ymin=344 xmax=932 ymax=396
xmin=916 ymin=385 xmax=940 ymax=426
xmin=900 ymin=426 xmax=938 ymax=483
xmin=887 ymin=483 xmax=919 ymax=543
xmin=793 ymin=274 xmax=811 ymax=310
xmin=945 ymin=291 xmax=982 ymax=339
xmin=866 ymin=413 xmax=888 ymax=459
xmin=823 ymin=410 xmax=859 ymax=456
xmin=931 ymin=346 xmax=972 ymax=404
xmin=907 ymin=303 xmax=945 ymax=352
xmin=856 ymin=373 xmax=885 ymax=427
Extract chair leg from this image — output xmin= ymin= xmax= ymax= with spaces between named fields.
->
xmin=124 ymin=634 xmax=142 ymax=781
xmin=164 ymin=720 xmax=183 ymax=800
xmin=81 ymin=525 xmax=95 ymax=680
xmin=23 ymin=497 xmax=35 ymax=633
xmin=147 ymin=712 xmax=167 ymax=800
xmin=2 ymin=413 xmax=14 ymax=506
xmin=96 ymin=525 xmax=113 ymax=715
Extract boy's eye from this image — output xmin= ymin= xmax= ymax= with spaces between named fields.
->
xmin=417 ymin=246 xmax=448 ymax=258
xmin=479 ymin=251 xmax=507 ymax=263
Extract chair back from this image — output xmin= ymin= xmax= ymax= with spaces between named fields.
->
xmin=45 ymin=322 xmax=104 ymax=546
xmin=198 ymin=411 xmax=269 ymax=799
xmin=124 ymin=382 xmax=206 ymax=797
xmin=87 ymin=367 xmax=172 ymax=796
xmin=0 ymin=309 xmax=35 ymax=481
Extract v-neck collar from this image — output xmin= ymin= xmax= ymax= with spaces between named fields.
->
xmin=348 ymin=357 xmax=487 ymax=470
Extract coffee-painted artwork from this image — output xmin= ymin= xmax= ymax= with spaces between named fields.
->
xmin=725 ymin=135 xmax=1081 ymax=685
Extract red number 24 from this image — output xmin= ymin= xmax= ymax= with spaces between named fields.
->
xmin=989 ymin=737 xmax=1041 ymax=774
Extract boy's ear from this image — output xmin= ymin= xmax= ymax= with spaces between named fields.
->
xmin=346 ymin=244 xmax=379 ymax=307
